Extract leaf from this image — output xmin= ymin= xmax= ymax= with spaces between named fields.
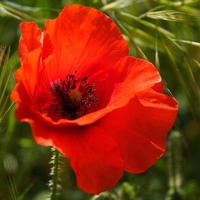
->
xmin=173 ymin=39 xmax=200 ymax=47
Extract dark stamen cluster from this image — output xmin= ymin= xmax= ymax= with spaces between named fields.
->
xmin=48 ymin=73 xmax=98 ymax=120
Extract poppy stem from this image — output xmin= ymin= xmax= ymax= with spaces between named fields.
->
xmin=49 ymin=148 xmax=61 ymax=200
xmin=166 ymin=131 xmax=183 ymax=200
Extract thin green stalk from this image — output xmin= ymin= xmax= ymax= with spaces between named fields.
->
xmin=49 ymin=148 xmax=61 ymax=200
xmin=0 ymin=47 xmax=14 ymax=126
xmin=124 ymin=25 xmax=165 ymax=52
xmin=164 ymin=45 xmax=200 ymax=120
xmin=118 ymin=11 xmax=175 ymax=39
xmin=114 ymin=15 xmax=148 ymax=59
xmin=0 ymin=103 xmax=15 ymax=123
xmin=117 ymin=11 xmax=186 ymax=51
xmin=0 ymin=1 xmax=34 ymax=20
xmin=166 ymin=131 xmax=183 ymax=200
xmin=0 ymin=64 xmax=13 ymax=109
xmin=164 ymin=45 xmax=188 ymax=95
xmin=173 ymin=39 xmax=200 ymax=47
xmin=155 ymin=33 xmax=160 ymax=69
xmin=7 ymin=175 xmax=18 ymax=200
xmin=0 ymin=47 xmax=10 ymax=90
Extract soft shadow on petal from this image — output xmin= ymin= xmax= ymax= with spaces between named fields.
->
xmin=30 ymin=120 xmax=124 ymax=194
xmin=11 ymin=82 xmax=33 ymax=122
xmin=20 ymin=48 xmax=41 ymax=97
xmin=108 ymin=56 xmax=162 ymax=107
xmin=98 ymin=88 xmax=178 ymax=173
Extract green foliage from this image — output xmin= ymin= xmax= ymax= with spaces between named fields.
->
xmin=0 ymin=47 xmax=14 ymax=123
xmin=0 ymin=0 xmax=200 ymax=200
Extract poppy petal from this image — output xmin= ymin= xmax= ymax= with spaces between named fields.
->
xmin=30 ymin=120 xmax=124 ymax=194
xmin=29 ymin=56 xmax=162 ymax=127
xmin=13 ymin=49 xmax=41 ymax=99
xmin=19 ymin=22 xmax=42 ymax=59
xmin=42 ymin=4 xmax=128 ymax=80
xmin=11 ymin=81 xmax=33 ymax=122
xmin=76 ymin=56 xmax=161 ymax=125
xmin=99 ymin=88 xmax=178 ymax=173
xmin=23 ymin=49 xmax=41 ymax=96
xmin=135 ymin=89 xmax=178 ymax=148
xmin=108 ymin=56 xmax=161 ymax=107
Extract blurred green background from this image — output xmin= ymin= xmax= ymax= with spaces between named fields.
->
xmin=0 ymin=0 xmax=200 ymax=199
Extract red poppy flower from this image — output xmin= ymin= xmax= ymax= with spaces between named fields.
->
xmin=11 ymin=4 xmax=178 ymax=194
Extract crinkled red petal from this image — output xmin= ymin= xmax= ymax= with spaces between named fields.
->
xmin=99 ymin=88 xmax=178 ymax=173
xmin=31 ymin=120 xmax=123 ymax=194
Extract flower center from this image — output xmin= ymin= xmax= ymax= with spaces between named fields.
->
xmin=48 ymin=73 xmax=98 ymax=120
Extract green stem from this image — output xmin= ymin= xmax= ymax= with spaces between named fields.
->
xmin=114 ymin=15 xmax=148 ymax=60
xmin=166 ymin=131 xmax=183 ymax=200
xmin=118 ymin=11 xmax=175 ymax=39
xmin=49 ymin=148 xmax=61 ymax=200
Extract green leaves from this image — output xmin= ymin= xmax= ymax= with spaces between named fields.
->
xmin=0 ymin=1 xmax=59 ymax=22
